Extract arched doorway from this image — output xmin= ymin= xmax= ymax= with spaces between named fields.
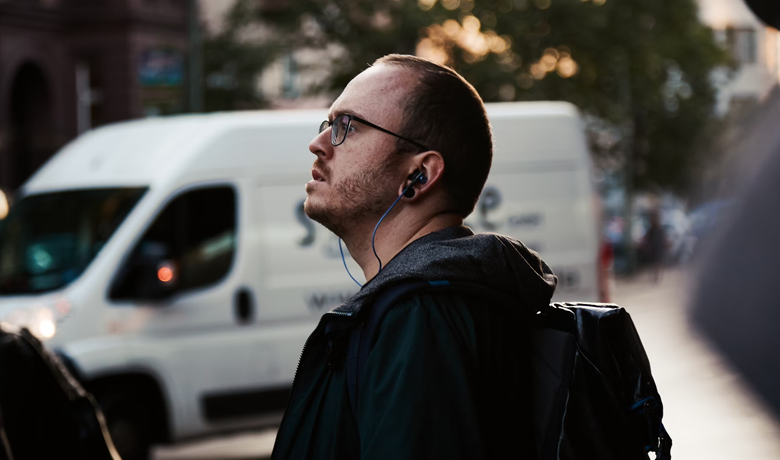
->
xmin=6 ymin=62 xmax=55 ymax=191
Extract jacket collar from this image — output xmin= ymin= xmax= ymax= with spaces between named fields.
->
xmin=332 ymin=226 xmax=474 ymax=314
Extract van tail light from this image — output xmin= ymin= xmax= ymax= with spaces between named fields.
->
xmin=598 ymin=240 xmax=614 ymax=303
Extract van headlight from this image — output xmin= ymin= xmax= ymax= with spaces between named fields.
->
xmin=2 ymin=304 xmax=63 ymax=340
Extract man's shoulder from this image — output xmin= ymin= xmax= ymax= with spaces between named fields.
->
xmin=376 ymin=283 xmax=505 ymax=330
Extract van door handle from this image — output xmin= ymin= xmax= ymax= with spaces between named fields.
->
xmin=234 ymin=288 xmax=254 ymax=325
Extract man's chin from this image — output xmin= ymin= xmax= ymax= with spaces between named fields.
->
xmin=303 ymin=198 xmax=341 ymax=235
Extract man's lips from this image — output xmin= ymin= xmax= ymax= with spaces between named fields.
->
xmin=311 ymin=169 xmax=326 ymax=182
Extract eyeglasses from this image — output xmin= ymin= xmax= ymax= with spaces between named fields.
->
xmin=319 ymin=114 xmax=430 ymax=152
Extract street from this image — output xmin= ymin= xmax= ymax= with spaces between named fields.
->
xmin=154 ymin=267 xmax=780 ymax=460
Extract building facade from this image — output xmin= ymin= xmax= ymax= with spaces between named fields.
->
xmin=0 ymin=0 xmax=189 ymax=193
xmin=698 ymin=0 xmax=780 ymax=114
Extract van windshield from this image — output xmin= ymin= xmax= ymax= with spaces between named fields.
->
xmin=0 ymin=188 xmax=147 ymax=295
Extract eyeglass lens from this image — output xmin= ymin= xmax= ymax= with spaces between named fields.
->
xmin=333 ymin=115 xmax=350 ymax=146
xmin=319 ymin=115 xmax=350 ymax=146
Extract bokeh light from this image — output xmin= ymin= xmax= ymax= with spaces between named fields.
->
xmin=416 ymin=15 xmax=514 ymax=66
xmin=158 ymin=266 xmax=174 ymax=283
xmin=418 ymin=0 xmax=437 ymax=11
xmin=441 ymin=0 xmax=460 ymax=11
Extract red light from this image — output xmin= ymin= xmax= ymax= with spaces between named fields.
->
xmin=158 ymin=266 xmax=174 ymax=283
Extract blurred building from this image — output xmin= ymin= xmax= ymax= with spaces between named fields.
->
xmin=698 ymin=0 xmax=780 ymax=114
xmin=0 ymin=0 xmax=189 ymax=193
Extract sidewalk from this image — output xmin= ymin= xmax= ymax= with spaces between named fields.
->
xmin=613 ymin=268 xmax=780 ymax=460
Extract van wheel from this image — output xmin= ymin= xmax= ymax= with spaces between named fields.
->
xmin=101 ymin=395 xmax=153 ymax=460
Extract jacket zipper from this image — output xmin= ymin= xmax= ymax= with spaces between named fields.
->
xmin=287 ymin=310 xmax=355 ymax=406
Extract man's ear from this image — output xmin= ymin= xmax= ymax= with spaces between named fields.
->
xmin=399 ymin=151 xmax=445 ymax=200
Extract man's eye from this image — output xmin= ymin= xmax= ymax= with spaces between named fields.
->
xmin=347 ymin=125 xmax=356 ymax=133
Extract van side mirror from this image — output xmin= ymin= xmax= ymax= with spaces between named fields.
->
xmin=112 ymin=259 xmax=177 ymax=302
xmin=110 ymin=240 xmax=178 ymax=302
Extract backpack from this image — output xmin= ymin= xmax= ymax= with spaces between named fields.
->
xmin=345 ymin=279 xmax=672 ymax=460
xmin=0 ymin=324 xmax=121 ymax=460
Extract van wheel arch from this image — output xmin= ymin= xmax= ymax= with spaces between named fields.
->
xmin=87 ymin=371 xmax=172 ymax=458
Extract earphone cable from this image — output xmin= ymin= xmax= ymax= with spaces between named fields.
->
xmin=339 ymin=238 xmax=363 ymax=288
xmin=371 ymin=185 xmax=412 ymax=272
xmin=340 ymin=180 xmax=417 ymax=287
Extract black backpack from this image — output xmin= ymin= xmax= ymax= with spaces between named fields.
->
xmin=345 ymin=279 xmax=672 ymax=460
xmin=0 ymin=324 xmax=121 ymax=460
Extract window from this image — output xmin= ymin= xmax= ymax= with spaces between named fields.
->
xmin=110 ymin=186 xmax=236 ymax=301
xmin=75 ymin=58 xmax=104 ymax=134
xmin=0 ymin=188 xmax=146 ymax=295
xmin=726 ymin=27 xmax=758 ymax=65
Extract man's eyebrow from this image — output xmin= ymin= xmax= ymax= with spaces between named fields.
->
xmin=327 ymin=109 xmax=369 ymax=122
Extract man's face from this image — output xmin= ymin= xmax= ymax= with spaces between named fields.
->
xmin=304 ymin=64 xmax=416 ymax=236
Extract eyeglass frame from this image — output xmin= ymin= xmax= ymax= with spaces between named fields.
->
xmin=319 ymin=114 xmax=431 ymax=152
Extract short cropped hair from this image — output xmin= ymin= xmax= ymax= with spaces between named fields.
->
xmin=374 ymin=54 xmax=493 ymax=217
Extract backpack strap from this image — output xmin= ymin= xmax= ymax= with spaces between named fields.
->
xmin=0 ymin=403 xmax=13 ymax=460
xmin=658 ymin=423 xmax=672 ymax=460
xmin=346 ymin=279 xmax=439 ymax=420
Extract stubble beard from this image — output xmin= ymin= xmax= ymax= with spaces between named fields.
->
xmin=304 ymin=156 xmax=400 ymax=239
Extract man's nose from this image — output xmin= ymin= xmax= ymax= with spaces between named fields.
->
xmin=309 ymin=128 xmax=333 ymax=160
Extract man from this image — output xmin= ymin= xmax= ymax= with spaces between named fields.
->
xmin=272 ymin=54 xmax=557 ymax=460
xmin=641 ymin=210 xmax=667 ymax=283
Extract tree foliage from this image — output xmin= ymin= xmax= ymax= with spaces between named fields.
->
xmin=217 ymin=0 xmax=730 ymax=192
xmin=202 ymin=3 xmax=279 ymax=111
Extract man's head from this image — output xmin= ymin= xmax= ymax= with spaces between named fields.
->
xmin=305 ymin=54 xmax=492 ymax=237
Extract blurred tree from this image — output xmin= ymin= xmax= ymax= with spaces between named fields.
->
xmin=201 ymin=2 xmax=279 ymax=111
xmin=224 ymin=0 xmax=729 ymax=192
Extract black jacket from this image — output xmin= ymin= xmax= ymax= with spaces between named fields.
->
xmin=272 ymin=226 xmax=557 ymax=460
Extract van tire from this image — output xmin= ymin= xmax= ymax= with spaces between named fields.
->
xmin=88 ymin=373 xmax=169 ymax=460
xmin=101 ymin=393 xmax=153 ymax=460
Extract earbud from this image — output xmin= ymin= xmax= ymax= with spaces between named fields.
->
xmin=403 ymin=171 xmax=428 ymax=198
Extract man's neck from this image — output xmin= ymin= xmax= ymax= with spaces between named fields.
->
xmin=343 ymin=210 xmax=463 ymax=283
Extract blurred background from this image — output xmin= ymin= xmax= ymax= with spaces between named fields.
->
xmin=1 ymin=0 xmax=778 ymax=274
xmin=1 ymin=0 xmax=780 ymax=458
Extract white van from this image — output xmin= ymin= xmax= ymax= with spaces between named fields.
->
xmin=0 ymin=102 xmax=604 ymax=459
